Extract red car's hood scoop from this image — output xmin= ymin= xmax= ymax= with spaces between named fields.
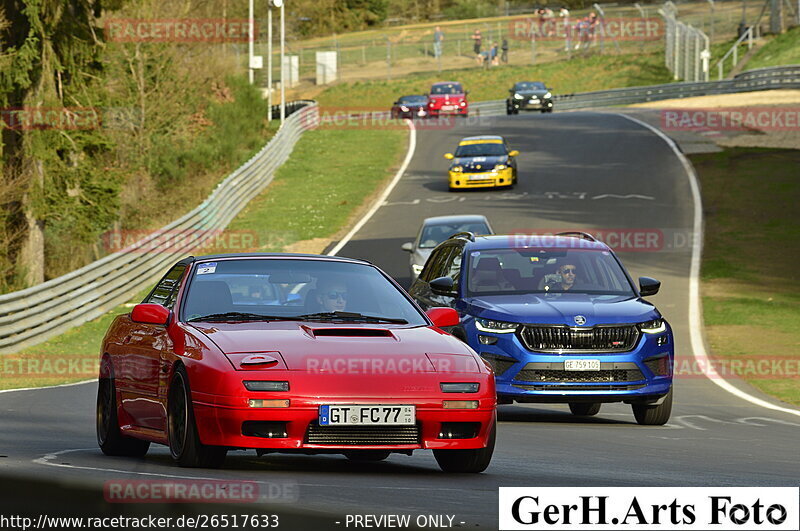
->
xmin=307 ymin=327 xmax=394 ymax=338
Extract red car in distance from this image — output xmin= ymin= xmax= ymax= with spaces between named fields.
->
xmin=427 ymin=82 xmax=469 ymax=118
xmin=97 ymin=254 xmax=496 ymax=472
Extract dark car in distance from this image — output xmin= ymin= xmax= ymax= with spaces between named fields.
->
xmin=507 ymin=81 xmax=553 ymax=114
xmin=391 ymin=95 xmax=429 ymax=119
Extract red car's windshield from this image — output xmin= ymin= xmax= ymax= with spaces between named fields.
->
xmin=182 ymin=258 xmax=428 ymax=325
xmin=430 ymin=84 xmax=463 ymax=95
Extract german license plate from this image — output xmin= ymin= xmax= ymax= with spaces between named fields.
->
xmin=564 ymin=359 xmax=601 ymax=371
xmin=529 ymin=98 xmax=539 ymax=103
xmin=470 ymin=174 xmax=489 ymax=180
xmin=441 ymin=105 xmax=455 ymax=111
xmin=319 ymin=405 xmax=415 ymax=426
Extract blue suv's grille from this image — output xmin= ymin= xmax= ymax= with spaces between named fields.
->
xmin=514 ymin=363 xmax=644 ymax=383
xmin=519 ymin=325 xmax=640 ymax=353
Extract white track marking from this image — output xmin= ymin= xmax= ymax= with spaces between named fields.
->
xmin=327 ymin=120 xmax=417 ymax=257
xmin=33 ymin=448 xmax=470 ymax=491
xmin=0 ymin=379 xmax=93 ymax=394
xmin=613 ymin=112 xmax=800 ymax=418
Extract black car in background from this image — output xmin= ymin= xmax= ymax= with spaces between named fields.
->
xmin=507 ymin=81 xmax=553 ymax=114
xmin=391 ymin=95 xmax=429 ymax=119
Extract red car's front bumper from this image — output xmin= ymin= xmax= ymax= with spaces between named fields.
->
xmin=428 ymin=99 xmax=468 ymax=117
xmin=193 ymin=396 xmax=495 ymax=451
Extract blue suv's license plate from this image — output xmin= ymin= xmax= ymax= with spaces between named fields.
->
xmin=564 ymin=359 xmax=601 ymax=371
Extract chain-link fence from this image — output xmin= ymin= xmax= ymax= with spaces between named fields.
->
xmin=228 ymin=0 xmax=793 ymax=89
xmin=663 ymin=4 xmax=711 ymax=82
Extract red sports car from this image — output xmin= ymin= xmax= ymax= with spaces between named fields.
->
xmin=97 ymin=254 xmax=496 ymax=472
xmin=427 ymin=82 xmax=469 ymax=118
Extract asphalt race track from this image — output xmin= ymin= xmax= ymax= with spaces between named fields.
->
xmin=1 ymin=111 xmax=798 ymax=529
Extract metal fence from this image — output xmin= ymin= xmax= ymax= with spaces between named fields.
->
xmin=471 ymin=63 xmax=800 ymax=113
xmin=0 ymin=102 xmax=318 ymax=355
xmin=238 ymin=0 xmax=770 ymax=87
xmin=662 ymin=3 xmax=711 ymax=82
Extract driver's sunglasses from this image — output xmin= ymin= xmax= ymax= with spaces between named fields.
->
xmin=561 ymin=268 xmax=577 ymax=275
xmin=326 ymin=291 xmax=348 ymax=300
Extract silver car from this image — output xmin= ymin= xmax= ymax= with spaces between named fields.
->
xmin=401 ymin=215 xmax=494 ymax=280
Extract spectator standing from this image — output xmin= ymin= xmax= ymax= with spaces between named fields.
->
xmin=490 ymin=42 xmax=499 ymax=66
xmin=501 ymin=38 xmax=509 ymax=63
xmin=472 ymin=29 xmax=482 ymax=56
xmin=433 ymin=26 xmax=444 ymax=58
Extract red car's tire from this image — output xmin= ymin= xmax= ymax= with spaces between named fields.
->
xmin=97 ymin=361 xmax=150 ymax=457
xmin=433 ymin=419 xmax=495 ymax=473
xmin=168 ymin=365 xmax=227 ymax=468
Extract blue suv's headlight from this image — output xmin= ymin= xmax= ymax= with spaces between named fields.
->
xmin=639 ymin=318 xmax=666 ymax=334
xmin=475 ymin=318 xmax=518 ymax=334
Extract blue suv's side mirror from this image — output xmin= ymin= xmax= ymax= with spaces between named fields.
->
xmin=430 ymin=276 xmax=455 ymax=296
xmin=639 ymin=277 xmax=661 ymax=297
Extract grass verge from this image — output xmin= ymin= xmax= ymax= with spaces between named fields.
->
xmin=690 ymin=147 xmax=800 ymax=406
xmin=745 ymin=26 xmax=800 ymax=70
xmin=0 ymin=127 xmax=408 ymax=391
xmin=316 ymin=52 xmax=672 ymax=109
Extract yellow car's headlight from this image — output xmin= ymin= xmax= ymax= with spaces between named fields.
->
xmin=494 ymin=164 xmax=507 ymax=171
xmin=450 ymin=166 xmax=463 ymax=172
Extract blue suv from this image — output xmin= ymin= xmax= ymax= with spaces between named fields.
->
xmin=409 ymin=232 xmax=674 ymax=425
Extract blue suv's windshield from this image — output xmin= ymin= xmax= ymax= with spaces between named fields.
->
xmin=466 ymin=248 xmax=635 ymax=296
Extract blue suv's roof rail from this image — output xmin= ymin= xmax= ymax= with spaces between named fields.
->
xmin=555 ymin=231 xmax=597 ymax=242
xmin=449 ymin=231 xmax=476 ymax=242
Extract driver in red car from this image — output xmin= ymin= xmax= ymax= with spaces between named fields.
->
xmin=316 ymin=280 xmax=348 ymax=312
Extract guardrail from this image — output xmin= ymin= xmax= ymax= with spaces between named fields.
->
xmin=0 ymin=101 xmax=318 ymax=355
xmin=713 ymin=25 xmax=757 ymax=80
xmin=471 ymin=64 xmax=800 ymax=115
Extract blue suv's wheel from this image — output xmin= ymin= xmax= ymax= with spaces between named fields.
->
xmin=632 ymin=388 xmax=673 ymax=425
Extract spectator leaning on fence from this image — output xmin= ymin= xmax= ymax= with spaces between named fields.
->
xmin=433 ymin=26 xmax=444 ymax=58
xmin=472 ymin=29 xmax=482 ymax=56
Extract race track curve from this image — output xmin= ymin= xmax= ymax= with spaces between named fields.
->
xmin=1 ymin=111 xmax=798 ymax=530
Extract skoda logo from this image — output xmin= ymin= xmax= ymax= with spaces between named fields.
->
xmin=574 ymin=315 xmax=587 ymax=325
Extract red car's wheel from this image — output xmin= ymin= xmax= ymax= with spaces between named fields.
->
xmin=168 ymin=365 xmax=227 ymax=468
xmin=433 ymin=419 xmax=495 ymax=473
xmin=97 ymin=360 xmax=150 ymax=457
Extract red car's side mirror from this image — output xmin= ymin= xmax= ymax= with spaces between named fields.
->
xmin=131 ymin=303 xmax=170 ymax=325
xmin=426 ymin=307 xmax=459 ymax=328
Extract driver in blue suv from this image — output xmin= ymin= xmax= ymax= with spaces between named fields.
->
xmin=409 ymin=232 xmax=674 ymax=425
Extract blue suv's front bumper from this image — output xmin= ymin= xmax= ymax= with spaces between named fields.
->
xmin=465 ymin=320 xmax=674 ymax=404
